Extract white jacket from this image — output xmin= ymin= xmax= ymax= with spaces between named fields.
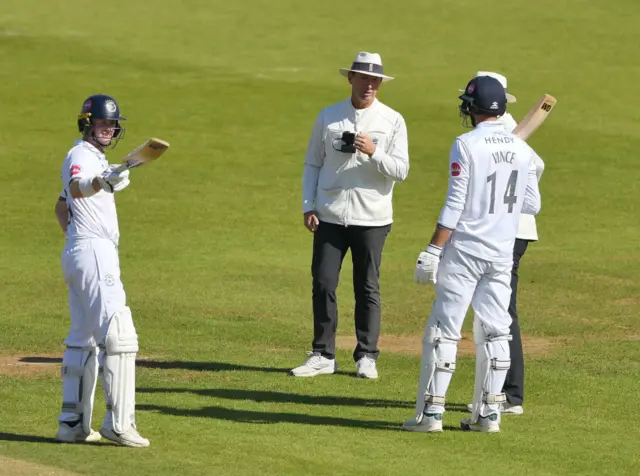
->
xmin=500 ymin=112 xmax=545 ymax=241
xmin=302 ymin=98 xmax=409 ymax=226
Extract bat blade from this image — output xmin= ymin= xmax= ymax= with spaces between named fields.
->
xmin=513 ymin=94 xmax=557 ymax=140
xmin=114 ymin=138 xmax=170 ymax=173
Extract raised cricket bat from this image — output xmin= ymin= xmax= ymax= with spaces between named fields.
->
xmin=114 ymin=138 xmax=170 ymax=173
xmin=513 ymin=94 xmax=557 ymax=140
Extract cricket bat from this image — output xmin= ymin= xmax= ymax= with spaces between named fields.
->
xmin=114 ymin=138 xmax=170 ymax=173
xmin=513 ymin=94 xmax=557 ymax=140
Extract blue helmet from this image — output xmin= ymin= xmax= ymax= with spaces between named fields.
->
xmin=77 ymin=94 xmax=126 ymax=146
xmin=459 ymin=76 xmax=507 ymax=117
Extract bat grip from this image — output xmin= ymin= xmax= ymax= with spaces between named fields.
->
xmin=113 ymin=163 xmax=128 ymax=173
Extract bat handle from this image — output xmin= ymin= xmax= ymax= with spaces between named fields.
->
xmin=113 ymin=163 xmax=128 ymax=174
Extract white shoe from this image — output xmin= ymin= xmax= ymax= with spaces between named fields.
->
xmin=100 ymin=425 xmax=150 ymax=448
xmin=502 ymin=403 xmax=524 ymax=415
xmin=461 ymin=413 xmax=500 ymax=432
xmin=355 ymin=356 xmax=378 ymax=379
xmin=290 ymin=352 xmax=337 ymax=377
xmin=466 ymin=402 xmax=524 ymax=415
xmin=55 ymin=423 xmax=102 ymax=443
xmin=403 ymin=413 xmax=443 ymax=433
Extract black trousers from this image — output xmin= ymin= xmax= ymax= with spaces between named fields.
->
xmin=503 ymin=238 xmax=530 ymax=405
xmin=311 ymin=221 xmax=391 ymax=362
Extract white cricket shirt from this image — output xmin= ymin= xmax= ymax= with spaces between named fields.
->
xmin=61 ymin=140 xmax=119 ymax=245
xmin=499 ymin=112 xmax=545 ymax=241
xmin=438 ymin=121 xmax=541 ymax=263
xmin=302 ymin=98 xmax=409 ymax=226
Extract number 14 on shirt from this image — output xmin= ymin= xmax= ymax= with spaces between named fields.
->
xmin=487 ymin=170 xmax=518 ymax=214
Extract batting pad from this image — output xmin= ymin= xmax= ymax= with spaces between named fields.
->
xmin=60 ymin=346 xmax=99 ymax=433
xmin=414 ymin=326 xmax=458 ymax=419
xmin=101 ymin=307 xmax=138 ymax=434
xmin=471 ymin=319 xmax=511 ymax=422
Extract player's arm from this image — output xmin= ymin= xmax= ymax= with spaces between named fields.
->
xmin=302 ymin=112 xmax=325 ymax=213
xmin=435 ymin=139 xmax=471 ymax=238
xmin=54 ymin=194 xmax=68 ymax=232
xmin=367 ymin=115 xmax=409 ymax=182
xmin=414 ymin=139 xmax=470 ymax=285
xmin=69 ymin=177 xmax=103 ymax=199
xmin=533 ymin=150 xmax=545 ymax=181
xmin=66 ymin=155 xmax=129 ymax=199
xmin=522 ymin=150 xmax=542 ymax=215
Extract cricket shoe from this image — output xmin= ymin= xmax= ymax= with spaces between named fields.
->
xmin=356 ymin=356 xmax=378 ymax=379
xmin=403 ymin=413 xmax=443 ymax=433
xmin=290 ymin=352 xmax=337 ymax=377
xmin=466 ymin=402 xmax=524 ymax=415
xmin=502 ymin=403 xmax=524 ymax=415
xmin=461 ymin=413 xmax=500 ymax=433
xmin=100 ymin=425 xmax=150 ymax=448
xmin=56 ymin=422 xmax=102 ymax=443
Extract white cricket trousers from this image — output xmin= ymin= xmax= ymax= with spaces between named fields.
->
xmin=61 ymin=238 xmax=126 ymax=348
xmin=427 ymin=245 xmax=513 ymax=339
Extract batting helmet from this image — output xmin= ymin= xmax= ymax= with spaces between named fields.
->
xmin=459 ymin=76 xmax=507 ymax=117
xmin=77 ymin=94 xmax=126 ymax=144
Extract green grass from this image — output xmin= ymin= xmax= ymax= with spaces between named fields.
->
xmin=1 ymin=0 xmax=639 ymax=474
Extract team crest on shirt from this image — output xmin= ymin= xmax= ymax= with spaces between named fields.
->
xmin=104 ymin=274 xmax=115 ymax=286
xmin=451 ymin=162 xmax=461 ymax=177
xmin=70 ymin=165 xmax=82 ymax=176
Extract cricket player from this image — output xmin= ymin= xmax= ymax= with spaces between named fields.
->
xmin=403 ymin=75 xmax=541 ymax=433
xmin=462 ymin=72 xmax=546 ymax=416
xmin=54 ymin=94 xmax=149 ymax=447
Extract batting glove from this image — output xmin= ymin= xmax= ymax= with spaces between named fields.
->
xmin=414 ymin=245 xmax=442 ymax=285
xmin=97 ymin=166 xmax=130 ymax=193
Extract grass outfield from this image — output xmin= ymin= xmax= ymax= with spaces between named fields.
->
xmin=1 ymin=0 xmax=639 ymax=475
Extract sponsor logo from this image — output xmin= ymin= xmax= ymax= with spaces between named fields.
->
xmin=541 ymin=102 xmax=553 ymax=112
xmin=451 ymin=162 xmax=461 ymax=177
xmin=81 ymin=99 xmax=92 ymax=112
xmin=467 ymin=83 xmax=476 ymax=94
xmin=490 ymin=101 xmax=499 ymax=110
xmin=70 ymin=164 xmax=82 ymax=176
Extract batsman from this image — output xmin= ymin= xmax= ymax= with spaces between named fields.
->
xmin=403 ymin=76 xmax=542 ymax=433
xmin=53 ymin=94 xmax=149 ymax=447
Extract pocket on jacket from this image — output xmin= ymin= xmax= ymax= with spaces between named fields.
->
xmin=350 ymin=188 xmax=392 ymax=222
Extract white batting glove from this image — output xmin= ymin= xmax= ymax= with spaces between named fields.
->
xmin=97 ymin=166 xmax=130 ymax=193
xmin=414 ymin=245 xmax=442 ymax=285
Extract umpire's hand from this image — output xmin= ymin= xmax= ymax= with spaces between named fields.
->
xmin=355 ymin=132 xmax=376 ymax=157
xmin=304 ymin=211 xmax=319 ymax=233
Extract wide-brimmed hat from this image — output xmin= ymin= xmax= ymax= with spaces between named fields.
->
xmin=458 ymin=71 xmax=516 ymax=103
xmin=339 ymin=52 xmax=394 ymax=82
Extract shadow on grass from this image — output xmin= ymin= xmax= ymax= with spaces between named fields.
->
xmin=139 ymin=387 xmax=412 ymax=408
xmin=19 ymin=357 xmax=61 ymax=364
xmin=138 ymin=404 xmax=402 ymax=431
xmin=137 ymin=387 xmax=470 ymax=413
xmin=0 ymin=432 xmax=59 ymax=444
xmin=18 ymin=357 xmax=291 ymax=374
xmin=137 ymin=360 xmax=292 ymax=374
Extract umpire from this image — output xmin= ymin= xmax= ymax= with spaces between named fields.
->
xmin=290 ymin=51 xmax=409 ymax=379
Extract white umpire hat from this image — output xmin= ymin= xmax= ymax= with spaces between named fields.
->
xmin=339 ymin=52 xmax=395 ymax=82
xmin=459 ymin=71 xmax=516 ymax=103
